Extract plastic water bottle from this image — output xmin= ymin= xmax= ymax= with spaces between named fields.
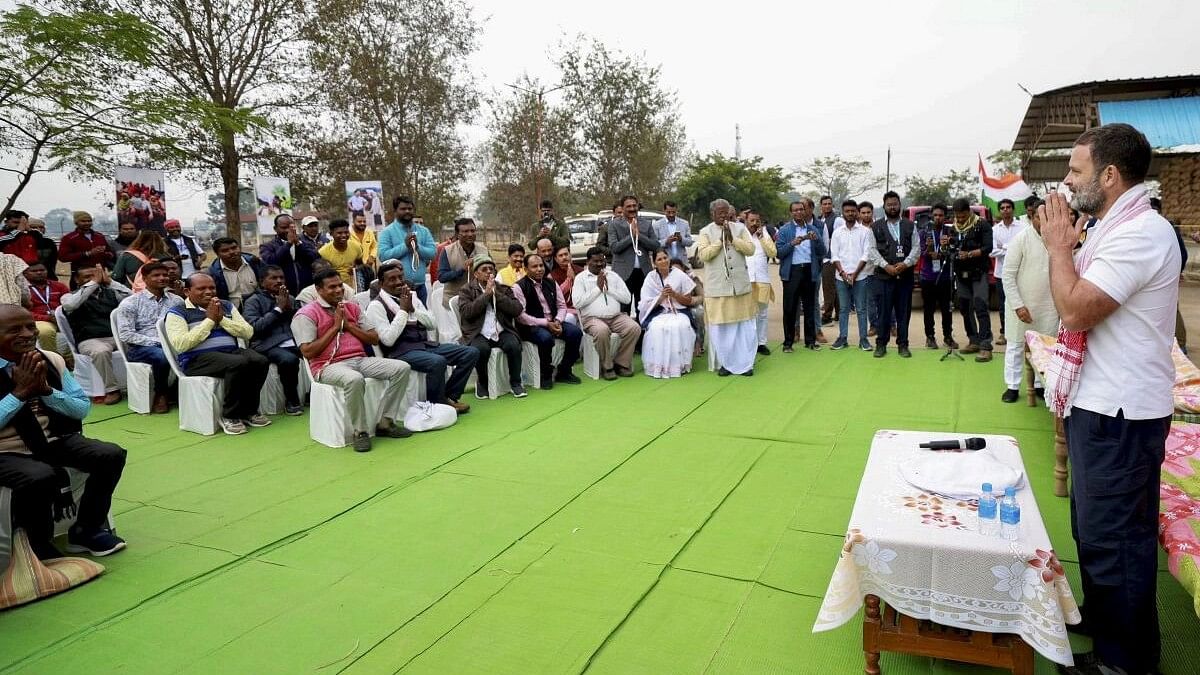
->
xmin=978 ymin=483 xmax=999 ymax=536
xmin=1000 ymin=486 xmax=1021 ymax=541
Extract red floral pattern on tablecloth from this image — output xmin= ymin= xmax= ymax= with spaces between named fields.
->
xmin=900 ymin=493 xmax=974 ymax=529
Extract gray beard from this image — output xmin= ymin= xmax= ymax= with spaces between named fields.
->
xmin=1070 ymin=176 xmax=1105 ymax=215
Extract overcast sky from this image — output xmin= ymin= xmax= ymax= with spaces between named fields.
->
xmin=3 ymin=0 xmax=1196 ymax=226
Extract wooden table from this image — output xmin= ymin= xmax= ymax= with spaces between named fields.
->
xmin=863 ymin=594 xmax=1034 ymax=675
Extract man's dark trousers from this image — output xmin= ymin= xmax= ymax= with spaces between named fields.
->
xmin=1064 ymin=407 xmax=1169 ymax=674
xmin=872 ymin=275 xmax=913 ymax=348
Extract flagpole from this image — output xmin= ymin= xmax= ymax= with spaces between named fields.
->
xmin=885 ymin=146 xmax=891 ymax=192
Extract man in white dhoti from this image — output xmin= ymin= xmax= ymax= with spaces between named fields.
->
xmin=697 ymin=199 xmax=758 ymax=376
xmin=1000 ymin=200 xmax=1059 ymax=403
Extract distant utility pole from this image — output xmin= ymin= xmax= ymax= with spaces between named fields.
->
xmin=504 ymin=81 xmax=570 ymax=217
xmin=734 ymin=124 xmax=742 ymax=160
xmin=885 ymin=146 xmax=892 ymax=192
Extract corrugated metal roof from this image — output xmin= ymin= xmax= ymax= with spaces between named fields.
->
xmin=1098 ymin=97 xmax=1200 ymax=147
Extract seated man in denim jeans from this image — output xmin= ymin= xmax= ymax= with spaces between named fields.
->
xmin=113 ymin=261 xmax=183 ymax=413
xmin=363 ymin=262 xmax=477 ymax=414
xmin=512 ymin=252 xmax=582 ymax=389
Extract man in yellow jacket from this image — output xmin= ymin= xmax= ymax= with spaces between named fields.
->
xmin=351 ymin=213 xmax=378 ymax=269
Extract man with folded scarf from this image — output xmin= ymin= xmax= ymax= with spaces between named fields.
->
xmin=949 ymin=198 xmax=994 ymax=362
xmin=364 ymin=262 xmax=476 ymax=414
xmin=0 ymin=305 xmax=127 ymax=560
xmin=1041 ymin=123 xmax=1178 ymax=675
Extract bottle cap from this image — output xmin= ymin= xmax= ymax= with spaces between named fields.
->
xmin=982 ymin=483 xmax=992 ymax=492
xmin=1004 ymin=486 xmax=1016 ymax=497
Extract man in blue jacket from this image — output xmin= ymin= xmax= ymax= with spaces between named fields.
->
xmin=775 ymin=200 xmax=827 ymax=352
xmin=378 ymin=195 xmax=436 ymax=304
xmin=259 ymin=214 xmax=320 ymax=296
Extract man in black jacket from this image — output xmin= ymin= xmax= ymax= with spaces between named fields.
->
xmin=164 ymin=219 xmax=205 ymax=279
xmin=240 ymin=266 xmax=303 ymax=415
xmin=949 ymin=198 xmax=994 ymax=362
xmin=259 ymin=214 xmax=320 ymax=296
xmin=865 ymin=192 xmax=920 ymax=358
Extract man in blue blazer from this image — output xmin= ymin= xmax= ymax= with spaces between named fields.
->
xmin=775 ymin=200 xmax=827 ymax=352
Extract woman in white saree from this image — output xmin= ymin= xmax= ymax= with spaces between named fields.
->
xmin=638 ymin=250 xmax=697 ymax=378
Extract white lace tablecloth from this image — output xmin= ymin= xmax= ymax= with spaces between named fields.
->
xmin=813 ymin=430 xmax=1081 ymax=666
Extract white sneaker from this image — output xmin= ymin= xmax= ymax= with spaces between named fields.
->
xmin=220 ymin=418 xmax=247 ymax=435
xmin=242 ymin=414 xmax=272 ymax=428
xmin=475 ymin=384 xmax=489 ymax=400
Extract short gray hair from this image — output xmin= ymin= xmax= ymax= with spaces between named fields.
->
xmin=709 ymin=198 xmax=732 ymax=215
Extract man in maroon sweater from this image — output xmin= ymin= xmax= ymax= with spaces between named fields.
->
xmin=58 ymin=211 xmax=115 ymax=285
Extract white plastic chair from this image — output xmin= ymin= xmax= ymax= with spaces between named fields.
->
xmin=156 ymin=316 xmax=224 ymax=435
xmin=302 ymin=356 xmax=389 ymax=448
xmin=581 ymin=331 xmax=622 ymax=380
xmin=428 ymin=284 xmax=461 ymax=345
xmin=521 ymin=339 xmax=565 ymax=388
xmin=109 ymin=311 xmax=152 ymax=414
xmin=369 ymin=344 xmax=427 ymax=417
xmin=54 ymin=307 xmax=127 ymax=398
xmin=449 ymin=296 xmax=511 ymax=399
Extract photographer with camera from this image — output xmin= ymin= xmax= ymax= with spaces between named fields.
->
xmin=948 ymin=198 xmax=994 ymax=362
xmin=527 ymin=200 xmax=569 ymax=251
xmin=917 ymin=204 xmax=958 ymax=350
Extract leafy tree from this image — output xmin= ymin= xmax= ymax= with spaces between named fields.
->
xmin=792 ymin=155 xmax=885 ymax=207
xmin=71 ymin=0 xmax=312 ymax=233
xmin=674 ymin=154 xmax=792 ymax=226
xmin=480 ymin=75 xmax=579 ymax=232
xmin=902 ymin=168 xmax=978 ymax=207
xmin=557 ymin=42 xmax=686 ymax=207
xmin=986 ymin=149 xmax=1023 ymax=176
xmin=0 ymin=5 xmax=157 ymax=212
xmin=304 ymin=0 xmax=478 ymax=228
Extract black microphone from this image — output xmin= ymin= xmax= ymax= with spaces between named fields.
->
xmin=919 ymin=438 xmax=986 ymax=451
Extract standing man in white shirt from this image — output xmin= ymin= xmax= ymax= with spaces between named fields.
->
xmin=1040 ymin=123 xmax=1177 ymax=675
xmin=989 ymin=198 xmax=1025 ymax=346
xmin=652 ymin=201 xmax=692 ymax=263
xmin=829 ymin=200 xmax=874 ymax=351
xmin=744 ymin=210 xmax=776 ymax=355
xmin=347 ymin=190 xmax=368 ymax=220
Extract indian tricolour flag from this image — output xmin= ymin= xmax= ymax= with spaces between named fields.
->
xmin=978 ymin=157 xmax=1033 ymax=217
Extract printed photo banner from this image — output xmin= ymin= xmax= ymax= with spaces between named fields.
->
xmin=345 ymin=180 xmax=385 ymax=229
xmin=254 ymin=176 xmax=293 ymax=235
xmin=115 ymin=166 xmax=167 ymax=235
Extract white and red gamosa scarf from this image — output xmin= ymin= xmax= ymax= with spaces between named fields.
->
xmin=1045 ymin=184 xmax=1152 ymax=417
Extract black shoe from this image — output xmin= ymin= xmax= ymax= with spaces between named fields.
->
xmin=376 ymin=424 xmax=413 ymax=439
xmin=540 ymin=377 xmax=554 ymax=390
xmin=65 ymin=528 xmax=127 ymax=557
xmin=614 ymin=365 xmax=635 ymax=378
xmin=1001 ymin=388 xmax=1020 ymax=403
xmin=555 ymin=372 xmax=582 ymax=385
xmin=897 ymin=346 xmax=911 ymax=358
xmin=925 ymin=337 xmax=938 ymax=349
xmin=1035 ymin=386 xmax=1045 ymax=400
xmin=1056 ymin=652 xmax=1128 ymax=675
xmin=741 ymin=369 xmax=754 ymax=377
xmin=782 ymin=344 xmax=794 ymax=353
xmin=821 ymin=317 xmax=834 ymax=326
xmin=873 ymin=345 xmax=886 ymax=358
xmin=805 ymin=343 xmax=821 ymax=351
xmin=718 ymin=367 xmax=731 ymax=377
xmin=756 ymin=345 xmax=771 ymax=356
xmin=511 ymin=384 xmax=528 ymax=398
